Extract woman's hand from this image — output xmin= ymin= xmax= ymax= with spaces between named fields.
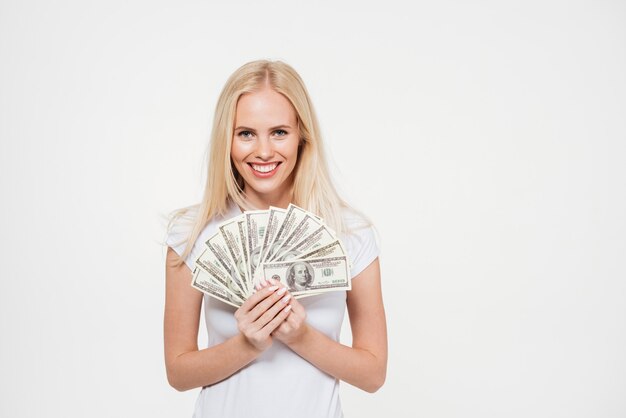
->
xmin=259 ymin=279 xmax=309 ymax=346
xmin=234 ymin=284 xmax=293 ymax=352
xmin=272 ymin=296 xmax=308 ymax=346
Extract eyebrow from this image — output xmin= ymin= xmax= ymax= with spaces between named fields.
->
xmin=234 ymin=124 xmax=292 ymax=131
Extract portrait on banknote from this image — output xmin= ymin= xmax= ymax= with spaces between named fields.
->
xmin=286 ymin=261 xmax=314 ymax=291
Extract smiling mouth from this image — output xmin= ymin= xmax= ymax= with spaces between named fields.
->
xmin=249 ymin=162 xmax=281 ymax=173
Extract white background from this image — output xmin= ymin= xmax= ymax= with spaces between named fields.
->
xmin=1 ymin=0 xmax=625 ymax=417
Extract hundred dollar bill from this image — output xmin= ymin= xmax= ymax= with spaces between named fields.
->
xmin=281 ymin=241 xmax=348 ymax=299
xmin=191 ymin=267 xmax=242 ymax=308
xmin=264 ymin=204 xmax=314 ymax=263
xmin=259 ymin=206 xmax=286 ymax=264
xmin=196 ymin=247 xmax=246 ymax=302
xmin=271 ymin=213 xmax=324 ymax=262
xmin=294 ymin=239 xmax=346 ymax=261
xmin=260 ymin=256 xmax=351 ymax=296
xmin=245 ymin=210 xmax=270 ymax=283
xmin=237 ymin=219 xmax=251 ymax=295
xmin=218 ymin=214 xmax=250 ymax=294
xmin=274 ymin=224 xmax=336 ymax=262
xmin=206 ymin=231 xmax=247 ymax=296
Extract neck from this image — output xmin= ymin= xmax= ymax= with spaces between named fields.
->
xmin=243 ymin=185 xmax=294 ymax=210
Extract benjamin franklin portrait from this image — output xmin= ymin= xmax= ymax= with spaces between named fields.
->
xmin=286 ymin=261 xmax=314 ymax=291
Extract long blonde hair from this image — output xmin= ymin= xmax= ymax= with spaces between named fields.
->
xmin=168 ymin=59 xmax=358 ymax=266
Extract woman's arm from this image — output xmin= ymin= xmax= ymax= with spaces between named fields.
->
xmin=164 ymin=248 xmax=291 ymax=391
xmin=272 ymin=258 xmax=388 ymax=392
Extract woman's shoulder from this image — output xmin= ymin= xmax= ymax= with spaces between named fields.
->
xmin=165 ymin=206 xmax=198 ymax=244
xmin=165 ymin=201 xmax=241 ymax=270
xmin=338 ymin=206 xmax=380 ymax=278
xmin=340 ymin=206 xmax=372 ymax=231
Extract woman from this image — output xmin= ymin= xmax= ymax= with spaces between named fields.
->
xmin=164 ymin=60 xmax=387 ymax=418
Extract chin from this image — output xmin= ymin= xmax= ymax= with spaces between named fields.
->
xmin=244 ymin=176 xmax=290 ymax=196
xmin=248 ymin=180 xmax=277 ymax=192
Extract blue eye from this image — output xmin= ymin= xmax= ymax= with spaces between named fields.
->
xmin=238 ymin=131 xmax=254 ymax=139
xmin=274 ymin=129 xmax=288 ymax=137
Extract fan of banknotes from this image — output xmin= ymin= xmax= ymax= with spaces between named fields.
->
xmin=191 ymin=204 xmax=351 ymax=307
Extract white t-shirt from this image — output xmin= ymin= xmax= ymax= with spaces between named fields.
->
xmin=166 ymin=201 xmax=379 ymax=418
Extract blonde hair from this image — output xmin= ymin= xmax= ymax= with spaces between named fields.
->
xmin=168 ymin=59 xmax=362 ymax=267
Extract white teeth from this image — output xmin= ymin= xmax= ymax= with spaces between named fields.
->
xmin=251 ymin=163 xmax=278 ymax=173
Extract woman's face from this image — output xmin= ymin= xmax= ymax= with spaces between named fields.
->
xmin=231 ymin=87 xmax=300 ymax=206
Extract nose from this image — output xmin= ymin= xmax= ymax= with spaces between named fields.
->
xmin=256 ymin=137 xmax=274 ymax=160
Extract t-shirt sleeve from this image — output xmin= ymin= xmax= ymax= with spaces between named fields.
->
xmin=165 ymin=221 xmax=198 ymax=271
xmin=342 ymin=224 xmax=380 ymax=278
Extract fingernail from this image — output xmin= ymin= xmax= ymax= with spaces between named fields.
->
xmin=283 ymin=305 xmax=292 ymax=313
xmin=261 ymin=278 xmax=268 ymax=285
xmin=277 ymin=287 xmax=287 ymax=296
xmin=268 ymin=285 xmax=279 ymax=291
xmin=281 ymin=294 xmax=292 ymax=304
